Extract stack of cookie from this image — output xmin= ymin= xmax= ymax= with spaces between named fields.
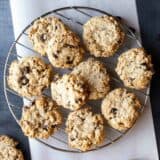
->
xmin=7 ymin=15 xmax=153 ymax=151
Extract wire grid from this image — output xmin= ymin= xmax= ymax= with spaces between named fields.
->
xmin=3 ymin=6 xmax=150 ymax=153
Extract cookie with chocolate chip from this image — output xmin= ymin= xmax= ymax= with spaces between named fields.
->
xmin=101 ymin=88 xmax=142 ymax=131
xmin=28 ymin=16 xmax=68 ymax=56
xmin=20 ymin=96 xmax=62 ymax=139
xmin=0 ymin=135 xmax=24 ymax=160
xmin=29 ymin=16 xmax=84 ymax=68
xmin=51 ymin=74 xmax=89 ymax=110
xmin=47 ymin=30 xmax=84 ymax=68
xmin=7 ymin=56 xmax=53 ymax=98
xmin=115 ymin=48 xmax=153 ymax=89
xmin=66 ymin=107 xmax=105 ymax=151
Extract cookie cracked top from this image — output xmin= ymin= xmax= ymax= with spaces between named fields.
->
xmin=83 ymin=15 xmax=125 ymax=57
xmin=72 ymin=58 xmax=110 ymax=100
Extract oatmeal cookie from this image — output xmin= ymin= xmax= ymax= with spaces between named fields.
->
xmin=28 ymin=16 xmax=68 ymax=56
xmin=101 ymin=88 xmax=142 ymax=131
xmin=72 ymin=58 xmax=110 ymax=99
xmin=20 ymin=96 xmax=62 ymax=139
xmin=0 ymin=135 xmax=24 ymax=160
xmin=0 ymin=135 xmax=18 ymax=147
xmin=47 ymin=30 xmax=84 ymax=68
xmin=116 ymin=48 xmax=153 ymax=89
xmin=66 ymin=107 xmax=105 ymax=151
xmin=51 ymin=74 xmax=89 ymax=110
xmin=7 ymin=56 xmax=53 ymax=98
xmin=83 ymin=15 xmax=125 ymax=57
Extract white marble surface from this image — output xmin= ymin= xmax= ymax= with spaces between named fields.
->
xmin=10 ymin=0 xmax=158 ymax=159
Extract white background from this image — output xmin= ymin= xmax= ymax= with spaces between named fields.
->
xmin=10 ymin=0 xmax=158 ymax=159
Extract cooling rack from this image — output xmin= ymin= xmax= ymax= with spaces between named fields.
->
xmin=3 ymin=6 xmax=150 ymax=153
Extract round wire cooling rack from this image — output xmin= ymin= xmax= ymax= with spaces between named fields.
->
xmin=4 ymin=6 xmax=150 ymax=153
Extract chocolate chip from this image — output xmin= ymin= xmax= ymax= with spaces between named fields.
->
xmin=110 ymin=108 xmax=117 ymax=115
xmin=51 ymin=125 xmax=56 ymax=129
xmin=31 ymin=101 xmax=35 ymax=105
xmin=67 ymin=56 xmax=70 ymax=60
xmin=141 ymin=62 xmax=152 ymax=71
xmin=76 ymin=98 xmax=82 ymax=103
xmin=118 ymin=122 xmax=124 ymax=126
xmin=99 ymin=68 xmax=105 ymax=73
xmin=20 ymin=77 xmax=29 ymax=85
xmin=116 ymin=16 xmax=122 ymax=20
xmin=40 ymin=34 xmax=47 ymax=42
xmin=141 ymin=62 xmax=147 ymax=66
xmin=117 ymin=39 xmax=123 ymax=44
xmin=23 ymin=106 xmax=30 ymax=111
xmin=23 ymin=66 xmax=30 ymax=74
xmin=66 ymin=56 xmax=73 ymax=64
xmin=53 ymin=54 xmax=58 ymax=59
xmin=55 ymin=25 xmax=58 ymax=30
xmin=70 ymin=137 xmax=75 ymax=141
xmin=66 ymin=60 xmax=73 ymax=64
xmin=42 ymin=125 xmax=48 ymax=131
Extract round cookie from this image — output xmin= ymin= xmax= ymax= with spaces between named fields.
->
xmin=20 ymin=96 xmax=62 ymax=139
xmin=101 ymin=88 xmax=142 ymax=131
xmin=66 ymin=107 xmax=105 ymax=151
xmin=116 ymin=48 xmax=153 ymax=89
xmin=83 ymin=15 xmax=125 ymax=57
xmin=7 ymin=56 xmax=53 ymax=98
xmin=0 ymin=135 xmax=24 ymax=160
xmin=28 ymin=16 xmax=68 ymax=56
xmin=72 ymin=58 xmax=110 ymax=100
xmin=47 ymin=30 xmax=84 ymax=68
xmin=0 ymin=135 xmax=18 ymax=147
xmin=51 ymin=74 xmax=89 ymax=110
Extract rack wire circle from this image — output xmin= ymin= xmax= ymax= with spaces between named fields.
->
xmin=4 ymin=6 xmax=150 ymax=153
